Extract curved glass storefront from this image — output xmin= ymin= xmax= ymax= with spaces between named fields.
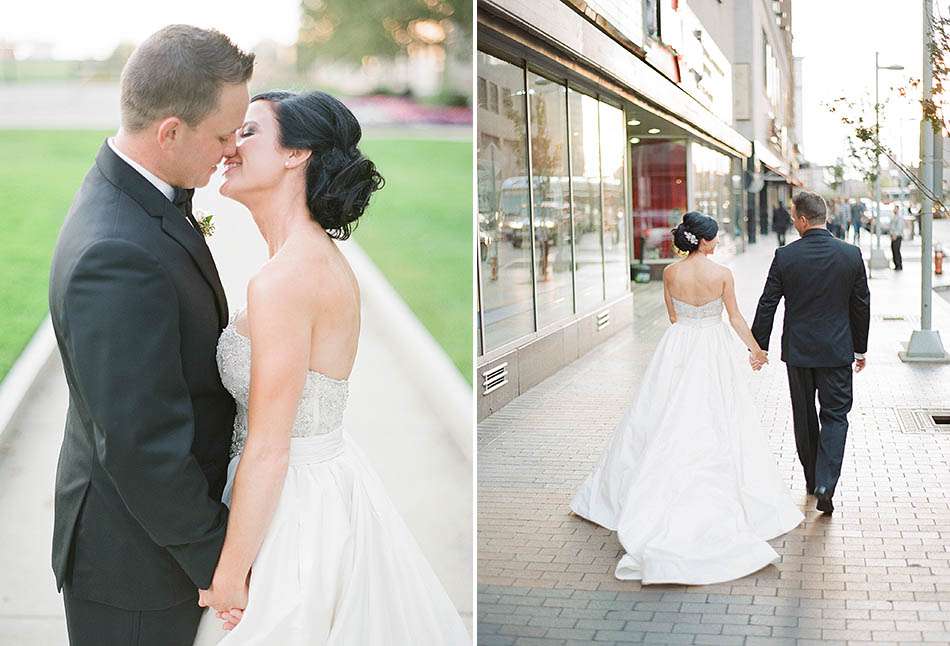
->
xmin=476 ymin=50 xmax=630 ymax=355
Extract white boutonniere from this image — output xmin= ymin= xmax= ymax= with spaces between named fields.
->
xmin=194 ymin=209 xmax=216 ymax=238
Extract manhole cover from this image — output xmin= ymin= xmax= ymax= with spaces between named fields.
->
xmin=896 ymin=409 xmax=950 ymax=433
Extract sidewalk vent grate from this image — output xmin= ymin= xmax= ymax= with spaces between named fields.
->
xmin=482 ymin=362 xmax=509 ymax=396
xmin=896 ymin=409 xmax=950 ymax=433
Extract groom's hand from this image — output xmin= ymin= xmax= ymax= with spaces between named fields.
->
xmin=217 ymin=608 xmax=243 ymax=631
xmin=854 ymin=357 xmax=866 ymax=373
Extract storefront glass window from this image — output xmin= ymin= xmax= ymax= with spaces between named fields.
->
xmin=528 ymin=71 xmax=573 ymax=328
xmin=693 ymin=143 xmax=738 ymax=256
xmin=600 ymin=102 xmax=628 ymax=299
xmin=476 ymin=51 xmax=534 ymax=351
xmin=568 ymin=89 xmax=605 ymax=311
xmin=630 ymin=139 xmax=688 ymax=261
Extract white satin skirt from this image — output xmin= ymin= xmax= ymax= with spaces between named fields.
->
xmin=192 ymin=428 xmax=470 ymax=645
xmin=571 ymin=317 xmax=804 ymax=585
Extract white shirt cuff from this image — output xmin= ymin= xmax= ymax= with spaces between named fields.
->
xmin=854 ymin=353 xmax=865 ymax=360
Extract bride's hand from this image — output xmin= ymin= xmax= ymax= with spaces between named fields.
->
xmin=198 ymin=569 xmax=249 ymax=624
xmin=750 ymin=349 xmax=768 ymax=371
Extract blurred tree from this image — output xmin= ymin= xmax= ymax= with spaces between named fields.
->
xmin=98 ymin=42 xmax=136 ymax=81
xmin=827 ymin=159 xmax=845 ymax=194
xmin=829 ymin=12 xmax=950 ymax=212
xmin=296 ymin=0 xmax=471 ymax=73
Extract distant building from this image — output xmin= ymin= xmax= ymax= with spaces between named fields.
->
xmin=476 ymin=0 xmax=799 ymax=418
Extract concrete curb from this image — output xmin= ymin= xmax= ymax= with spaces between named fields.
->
xmin=0 ymin=316 xmax=58 ymax=441
xmin=340 ymin=240 xmax=473 ymax=463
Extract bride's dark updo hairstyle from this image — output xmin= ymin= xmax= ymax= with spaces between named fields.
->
xmin=672 ymin=211 xmax=718 ymax=253
xmin=252 ymin=90 xmax=384 ymax=240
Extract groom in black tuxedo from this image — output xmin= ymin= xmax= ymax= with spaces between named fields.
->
xmin=752 ymin=191 xmax=871 ymax=515
xmin=48 ymin=26 xmax=253 ymax=645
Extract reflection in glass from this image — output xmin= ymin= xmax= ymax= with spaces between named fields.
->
xmin=631 ymin=139 xmax=688 ymax=261
xmin=730 ymin=157 xmax=747 ymax=250
xmin=528 ymin=72 xmax=573 ymax=328
xmin=476 ymin=51 xmax=534 ymax=351
xmin=569 ymin=89 xmax=604 ymax=312
xmin=693 ymin=143 xmax=741 ymax=258
xmin=600 ymin=102 xmax=628 ymax=300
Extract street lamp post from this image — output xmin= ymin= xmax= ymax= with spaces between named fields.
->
xmin=901 ymin=0 xmax=949 ymax=362
xmin=870 ymin=52 xmax=904 ymax=276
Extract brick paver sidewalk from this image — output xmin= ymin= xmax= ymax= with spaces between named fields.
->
xmin=478 ymin=229 xmax=950 ymax=645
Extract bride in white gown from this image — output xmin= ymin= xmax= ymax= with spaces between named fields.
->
xmin=571 ymin=212 xmax=804 ymax=586
xmin=191 ymin=91 xmax=469 ymax=644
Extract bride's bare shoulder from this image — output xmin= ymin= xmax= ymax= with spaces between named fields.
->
xmin=662 ymin=259 xmax=684 ymax=278
xmin=246 ymin=258 xmax=310 ymax=321
xmin=261 ymin=239 xmax=359 ymax=316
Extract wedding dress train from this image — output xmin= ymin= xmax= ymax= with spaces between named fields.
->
xmin=571 ymin=298 xmax=804 ymax=585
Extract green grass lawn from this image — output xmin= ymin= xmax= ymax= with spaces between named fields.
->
xmin=356 ymin=138 xmax=472 ymax=382
xmin=0 ymin=130 xmax=472 ymax=384
xmin=0 ymin=130 xmax=111 ymax=382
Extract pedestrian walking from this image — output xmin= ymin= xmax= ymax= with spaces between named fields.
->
xmin=850 ymin=200 xmax=865 ymax=245
xmin=773 ymin=200 xmax=791 ymax=246
xmin=891 ymin=203 xmax=904 ymax=270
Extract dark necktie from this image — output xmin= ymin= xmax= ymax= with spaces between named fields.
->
xmin=172 ymin=187 xmax=201 ymax=232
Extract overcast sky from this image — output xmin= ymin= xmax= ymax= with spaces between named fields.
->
xmin=2 ymin=0 xmax=300 ymax=59
xmin=792 ymin=0 xmax=948 ymax=168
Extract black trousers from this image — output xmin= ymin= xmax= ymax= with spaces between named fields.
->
xmin=64 ymin=585 xmax=203 ymax=646
xmin=891 ymin=236 xmax=903 ymax=269
xmin=786 ymin=365 xmax=853 ymax=497
xmin=776 ymin=230 xmax=786 ymax=246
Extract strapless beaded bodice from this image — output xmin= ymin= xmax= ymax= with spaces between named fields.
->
xmin=673 ymin=297 xmax=724 ymax=321
xmin=217 ymin=320 xmax=349 ymax=458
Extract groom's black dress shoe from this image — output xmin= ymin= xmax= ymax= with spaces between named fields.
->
xmin=814 ymin=486 xmax=834 ymax=514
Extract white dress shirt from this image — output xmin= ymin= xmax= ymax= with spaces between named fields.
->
xmin=107 ymin=137 xmax=176 ymax=202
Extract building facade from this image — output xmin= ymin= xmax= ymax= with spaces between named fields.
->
xmin=476 ymin=0 xmax=796 ymax=419
xmin=729 ymin=0 xmax=799 ymax=237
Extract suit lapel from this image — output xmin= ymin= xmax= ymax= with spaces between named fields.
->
xmin=95 ymin=142 xmax=230 ymax=329
xmin=158 ymin=207 xmax=230 ymax=329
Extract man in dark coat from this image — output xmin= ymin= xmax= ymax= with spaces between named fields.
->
xmin=48 ymin=25 xmax=254 ymax=645
xmin=772 ymin=200 xmax=791 ymax=246
xmin=752 ymin=191 xmax=871 ymax=515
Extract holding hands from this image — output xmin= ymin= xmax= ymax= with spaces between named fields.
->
xmin=198 ymin=568 xmax=250 ymax=631
xmin=749 ymin=348 xmax=768 ymax=371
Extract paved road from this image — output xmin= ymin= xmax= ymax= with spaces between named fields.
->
xmin=0 ymin=174 xmax=473 ymax=644
xmin=478 ymin=224 xmax=950 ymax=645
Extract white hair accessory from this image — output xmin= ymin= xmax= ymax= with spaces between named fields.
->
xmin=683 ymin=230 xmax=698 ymax=245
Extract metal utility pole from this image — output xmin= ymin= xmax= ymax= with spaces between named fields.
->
xmin=871 ymin=52 xmax=904 ymax=275
xmin=901 ymin=0 xmax=949 ymax=362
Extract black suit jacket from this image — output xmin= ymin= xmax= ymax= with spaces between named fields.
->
xmin=48 ymin=142 xmax=235 ymax=610
xmin=752 ymin=228 xmax=871 ymax=367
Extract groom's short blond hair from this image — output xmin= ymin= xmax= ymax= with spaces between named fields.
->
xmin=120 ymin=25 xmax=254 ymax=132
xmin=792 ymin=191 xmax=827 ymax=223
